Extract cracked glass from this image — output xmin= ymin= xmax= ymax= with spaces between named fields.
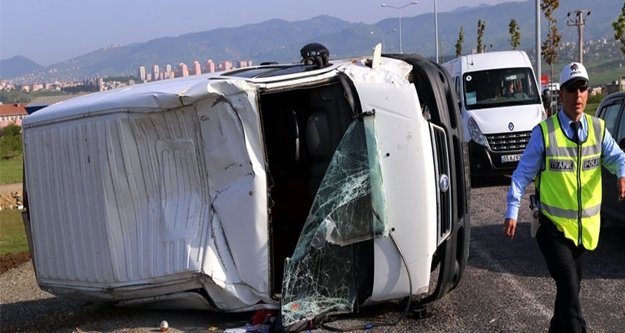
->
xmin=281 ymin=118 xmax=387 ymax=327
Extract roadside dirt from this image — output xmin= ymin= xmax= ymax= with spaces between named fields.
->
xmin=0 ymin=182 xmax=22 ymax=194
xmin=0 ymin=252 xmax=31 ymax=275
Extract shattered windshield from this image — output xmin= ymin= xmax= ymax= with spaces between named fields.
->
xmin=281 ymin=118 xmax=387 ymax=326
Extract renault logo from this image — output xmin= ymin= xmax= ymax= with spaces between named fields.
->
xmin=439 ymin=174 xmax=449 ymax=192
xmin=508 ymin=122 xmax=515 ymax=131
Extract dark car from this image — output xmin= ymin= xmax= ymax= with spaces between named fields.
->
xmin=595 ymin=91 xmax=625 ymax=224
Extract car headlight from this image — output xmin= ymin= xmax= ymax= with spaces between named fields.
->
xmin=467 ymin=117 xmax=489 ymax=148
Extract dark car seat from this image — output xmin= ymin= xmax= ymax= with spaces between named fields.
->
xmin=306 ymin=111 xmax=334 ymax=197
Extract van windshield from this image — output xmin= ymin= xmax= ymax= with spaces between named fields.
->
xmin=462 ymin=67 xmax=540 ymax=110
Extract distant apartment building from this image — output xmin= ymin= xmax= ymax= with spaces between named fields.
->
xmin=206 ymin=60 xmax=216 ymax=73
xmin=152 ymin=65 xmax=160 ymax=81
xmin=178 ymin=63 xmax=189 ymax=77
xmin=134 ymin=58 xmax=253 ymax=83
xmin=606 ymin=77 xmax=625 ymax=94
xmin=165 ymin=64 xmax=174 ymax=79
xmin=138 ymin=66 xmax=146 ymax=81
xmin=238 ymin=60 xmax=253 ymax=68
xmin=0 ymin=103 xmax=28 ymax=128
xmin=193 ymin=61 xmax=202 ymax=75
xmin=21 ymin=83 xmax=45 ymax=93
xmin=219 ymin=60 xmax=233 ymax=72
xmin=0 ymin=80 xmax=16 ymax=91
xmin=44 ymin=83 xmax=61 ymax=91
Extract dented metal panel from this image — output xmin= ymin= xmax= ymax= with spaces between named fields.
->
xmin=25 ymin=107 xmax=210 ymax=284
xmin=23 ymin=75 xmax=221 ymax=128
xmin=23 ymin=80 xmax=273 ymax=308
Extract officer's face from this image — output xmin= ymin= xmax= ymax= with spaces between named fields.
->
xmin=559 ymin=81 xmax=588 ymax=121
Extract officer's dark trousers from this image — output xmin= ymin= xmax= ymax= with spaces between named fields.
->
xmin=536 ymin=216 xmax=587 ymax=333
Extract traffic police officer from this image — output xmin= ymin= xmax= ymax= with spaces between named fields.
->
xmin=503 ymin=62 xmax=625 ymax=333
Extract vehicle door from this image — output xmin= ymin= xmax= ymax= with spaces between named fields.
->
xmin=598 ymin=94 xmax=625 ymax=223
xmin=280 ymin=70 xmax=393 ymax=328
xmin=280 ymin=59 xmax=437 ymax=328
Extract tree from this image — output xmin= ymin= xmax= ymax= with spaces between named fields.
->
xmin=477 ymin=20 xmax=486 ymax=53
xmin=0 ymin=124 xmax=23 ymax=160
xmin=613 ymin=2 xmax=625 ymax=56
xmin=1 ymin=124 xmax=21 ymax=137
xmin=0 ymin=90 xmax=31 ymax=104
xmin=455 ymin=27 xmax=465 ymax=57
xmin=541 ymin=0 xmax=561 ymax=88
xmin=508 ymin=19 xmax=521 ymax=49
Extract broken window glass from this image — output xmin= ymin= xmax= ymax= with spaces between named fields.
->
xmin=281 ymin=118 xmax=387 ymax=327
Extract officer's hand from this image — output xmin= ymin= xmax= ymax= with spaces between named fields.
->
xmin=504 ymin=218 xmax=517 ymax=240
xmin=618 ymin=177 xmax=625 ymax=201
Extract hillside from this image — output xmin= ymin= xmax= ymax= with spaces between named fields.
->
xmin=0 ymin=56 xmax=43 ymax=79
xmin=2 ymin=0 xmax=623 ymax=83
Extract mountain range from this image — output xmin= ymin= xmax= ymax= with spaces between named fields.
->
xmin=1 ymin=56 xmax=44 ymax=79
xmin=1 ymin=0 xmax=622 ymax=82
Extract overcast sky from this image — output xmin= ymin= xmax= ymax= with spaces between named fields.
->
xmin=1 ymin=0 xmax=515 ymax=66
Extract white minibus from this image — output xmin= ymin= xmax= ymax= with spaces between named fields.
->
xmin=443 ymin=51 xmax=545 ymax=178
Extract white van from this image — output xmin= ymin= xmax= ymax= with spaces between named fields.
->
xmin=21 ymin=44 xmax=470 ymax=329
xmin=443 ymin=51 xmax=545 ymax=177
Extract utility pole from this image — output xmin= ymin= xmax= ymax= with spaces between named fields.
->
xmin=434 ymin=0 xmax=439 ymax=63
xmin=567 ymin=9 xmax=591 ymax=64
xmin=535 ymin=0 xmax=540 ymax=87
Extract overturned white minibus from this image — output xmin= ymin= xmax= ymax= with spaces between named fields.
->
xmin=21 ymin=45 xmax=470 ymax=329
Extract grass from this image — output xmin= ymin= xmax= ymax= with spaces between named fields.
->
xmin=588 ymin=62 xmax=625 ymax=88
xmin=0 ymin=154 xmax=27 ymax=256
xmin=0 ymin=209 xmax=29 ymax=255
xmin=545 ymin=59 xmax=625 ymax=88
xmin=0 ymin=156 xmax=23 ymax=184
xmin=586 ymin=103 xmax=599 ymax=116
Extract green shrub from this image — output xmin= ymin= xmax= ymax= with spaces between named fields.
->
xmin=588 ymin=93 xmax=605 ymax=104
xmin=0 ymin=124 xmax=23 ymax=160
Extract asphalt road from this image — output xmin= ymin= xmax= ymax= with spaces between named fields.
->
xmin=324 ymin=177 xmax=625 ymax=333
xmin=2 ymin=178 xmax=624 ymax=332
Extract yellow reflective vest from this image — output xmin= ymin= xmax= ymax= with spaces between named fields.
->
xmin=537 ymin=113 xmax=604 ymax=250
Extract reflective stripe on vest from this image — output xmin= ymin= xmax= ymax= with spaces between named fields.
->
xmin=538 ymin=113 xmax=604 ymax=250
